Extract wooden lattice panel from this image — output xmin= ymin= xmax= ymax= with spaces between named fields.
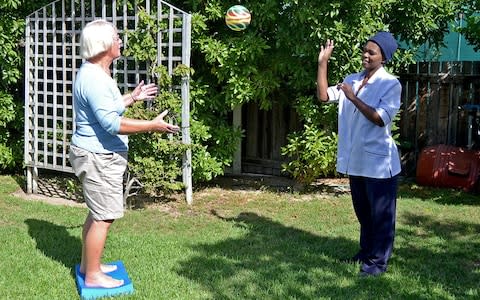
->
xmin=24 ymin=0 xmax=192 ymax=198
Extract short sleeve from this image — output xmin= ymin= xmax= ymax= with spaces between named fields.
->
xmin=375 ymin=80 xmax=402 ymax=126
xmin=327 ymin=86 xmax=340 ymax=103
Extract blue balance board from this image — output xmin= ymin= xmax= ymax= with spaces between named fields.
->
xmin=75 ymin=261 xmax=134 ymax=300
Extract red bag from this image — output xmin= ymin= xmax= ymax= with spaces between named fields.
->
xmin=416 ymin=144 xmax=480 ymax=192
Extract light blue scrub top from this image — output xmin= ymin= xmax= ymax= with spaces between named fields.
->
xmin=327 ymin=67 xmax=402 ymax=179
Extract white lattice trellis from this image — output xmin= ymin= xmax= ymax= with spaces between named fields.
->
xmin=24 ymin=0 xmax=192 ymax=203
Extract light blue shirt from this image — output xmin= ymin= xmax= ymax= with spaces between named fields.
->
xmin=71 ymin=62 xmax=128 ymax=153
xmin=327 ymin=67 xmax=402 ymax=178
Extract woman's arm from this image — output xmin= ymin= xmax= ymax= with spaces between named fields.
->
xmin=337 ymin=83 xmax=385 ymax=127
xmin=316 ymin=39 xmax=334 ymax=102
xmin=118 ymin=110 xmax=179 ymax=134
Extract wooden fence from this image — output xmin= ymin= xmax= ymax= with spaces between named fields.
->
xmin=399 ymin=61 xmax=480 ymax=175
xmin=241 ymin=101 xmax=301 ymax=176
xmin=239 ymin=61 xmax=480 ymax=177
xmin=23 ymin=0 xmax=193 ymax=202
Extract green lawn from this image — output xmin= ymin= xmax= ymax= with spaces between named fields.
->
xmin=0 ymin=175 xmax=479 ymax=299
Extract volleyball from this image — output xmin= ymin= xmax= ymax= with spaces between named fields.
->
xmin=225 ymin=5 xmax=251 ymax=31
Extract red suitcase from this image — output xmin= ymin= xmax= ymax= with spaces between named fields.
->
xmin=416 ymin=144 xmax=480 ymax=192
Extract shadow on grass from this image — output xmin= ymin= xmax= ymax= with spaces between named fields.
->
xmin=12 ymin=174 xmax=25 ymax=191
xmin=14 ymin=170 xmax=84 ymax=202
xmin=398 ymin=183 xmax=480 ymax=206
xmin=394 ymin=212 xmax=480 ymax=296
xmin=25 ymin=219 xmax=81 ymax=278
xmin=175 ymin=210 xmax=476 ymax=299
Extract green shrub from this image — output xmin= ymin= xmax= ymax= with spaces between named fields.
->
xmin=123 ymin=7 xmax=241 ymax=196
xmin=124 ymin=100 xmax=187 ymax=196
xmin=0 ymin=0 xmax=51 ymax=173
xmin=282 ymin=125 xmax=338 ymax=185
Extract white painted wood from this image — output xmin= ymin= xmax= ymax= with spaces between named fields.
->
xmin=24 ymin=0 xmax=192 ymax=202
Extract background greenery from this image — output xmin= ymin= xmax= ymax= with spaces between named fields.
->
xmin=1 ymin=175 xmax=479 ymax=299
xmin=1 ymin=0 xmax=479 ymax=189
xmin=0 ymin=0 xmax=50 ymax=172
xmin=458 ymin=0 xmax=480 ymax=51
xmin=166 ymin=0 xmax=472 ymax=184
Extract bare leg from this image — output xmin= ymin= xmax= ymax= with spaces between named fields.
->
xmin=80 ymin=214 xmax=93 ymax=274
xmin=80 ymin=215 xmax=123 ymax=288
xmin=80 ymin=215 xmax=117 ymax=273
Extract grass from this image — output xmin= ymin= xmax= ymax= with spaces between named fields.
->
xmin=0 ymin=175 xmax=479 ymax=299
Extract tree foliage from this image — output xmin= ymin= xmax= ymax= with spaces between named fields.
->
xmin=123 ymin=6 xmax=241 ymax=196
xmin=458 ymin=0 xmax=480 ymax=50
xmin=1 ymin=0 xmax=468 ymax=187
xmin=0 ymin=0 xmax=51 ymax=172
xmin=168 ymin=0 xmax=461 ymax=184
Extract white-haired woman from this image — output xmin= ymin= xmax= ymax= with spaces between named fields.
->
xmin=69 ymin=19 xmax=179 ymax=288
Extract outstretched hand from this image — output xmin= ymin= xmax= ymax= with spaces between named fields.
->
xmin=152 ymin=110 xmax=180 ymax=133
xmin=132 ymin=80 xmax=158 ymax=101
xmin=318 ymin=39 xmax=334 ymax=64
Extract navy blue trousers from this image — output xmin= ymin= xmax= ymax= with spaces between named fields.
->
xmin=349 ymin=175 xmax=398 ymax=275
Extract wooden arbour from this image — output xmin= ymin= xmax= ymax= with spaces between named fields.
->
xmin=24 ymin=0 xmax=193 ymax=203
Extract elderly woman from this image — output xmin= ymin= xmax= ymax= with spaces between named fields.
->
xmin=69 ymin=19 xmax=179 ymax=288
xmin=316 ymin=32 xmax=401 ymax=276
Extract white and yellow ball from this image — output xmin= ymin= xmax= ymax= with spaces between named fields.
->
xmin=225 ymin=5 xmax=251 ymax=31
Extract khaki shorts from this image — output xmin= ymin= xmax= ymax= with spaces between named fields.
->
xmin=69 ymin=145 xmax=128 ymax=220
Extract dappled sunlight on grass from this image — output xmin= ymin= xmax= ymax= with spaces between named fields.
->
xmin=1 ymin=175 xmax=479 ymax=299
xmin=398 ymin=182 xmax=480 ymax=206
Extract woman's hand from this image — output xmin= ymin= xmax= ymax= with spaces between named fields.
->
xmin=337 ymin=82 xmax=355 ymax=100
xmin=318 ymin=39 xmax=334 ymax=64
xmin=152 ymin=110 xmax=180 ymax=133
xmin=131 ymin=80 xmax=158 ymax=102
xmin=317 ymin=39 xmax=334 ymax=101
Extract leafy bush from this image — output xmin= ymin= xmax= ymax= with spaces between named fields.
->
xmin=282 ymin=125 xmax=338 ymax=185
xmin=0 ymin=2 xmax=24 ymax=173
xmin=123 ymin=7 xmax=241 ymax=196
xmin=124 ymin=100 xmax=187 ymax=196
xmin=282 ymin=96 xmax=338 ymax=184
xmin=0 ymin=0 xmax=51 ymax=173
xmin=0 ymin=92 xmax=18 ymax=171
xmin=456 ymin=1 xmax=480 ymax=51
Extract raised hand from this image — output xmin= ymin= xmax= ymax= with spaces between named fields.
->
xmin=317 ymin=39 xmax=335 ymax=101
xmin=132 ymin=80 xmax=158 ymax=101
xmin=318 ymin=39 xmax=334 ymax=64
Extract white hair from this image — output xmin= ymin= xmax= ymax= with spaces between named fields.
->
xmin=80 ymin=19 xmax=116 ymax=59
